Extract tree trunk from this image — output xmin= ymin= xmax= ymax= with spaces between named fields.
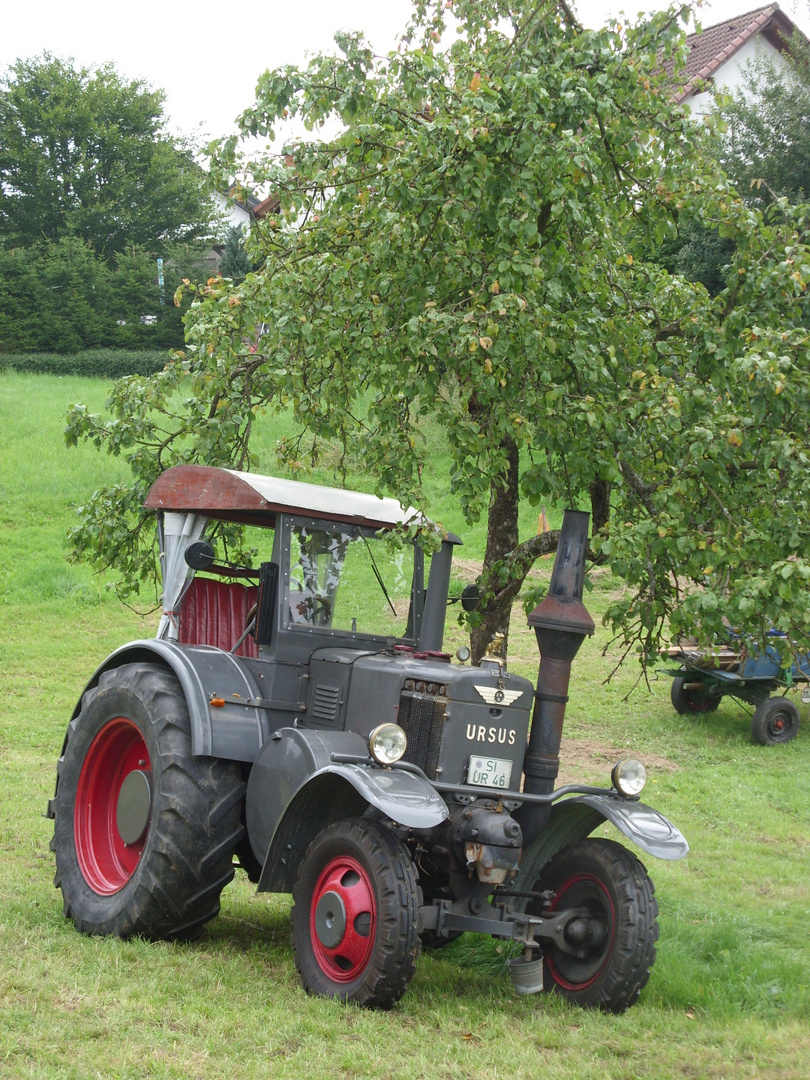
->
xmin=470 ymin=437 xmax=521 ymax=663
xmin=589 ymin=477 xmax=611 ymax=536
xmin=469 ymin=440 xmax=597 ymax=663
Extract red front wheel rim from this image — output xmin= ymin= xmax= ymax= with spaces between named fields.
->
xmin=546 ymin=873 xmax=615 ymax=990
xmin=74 ymin=718 xmax=152 ymax=894
xmin=310 ymin=855 xmax=376 ymax=982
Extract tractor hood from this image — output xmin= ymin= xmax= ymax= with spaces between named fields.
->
xmin=305 ymin=647 xmax=534 ymax=793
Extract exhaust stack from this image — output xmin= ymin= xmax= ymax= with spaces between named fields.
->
xmin=518 ymin=509 xmax=594 ymax=847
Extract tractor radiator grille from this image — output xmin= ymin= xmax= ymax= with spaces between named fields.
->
xmin=398 ymin=692 xmax=446 ymax=779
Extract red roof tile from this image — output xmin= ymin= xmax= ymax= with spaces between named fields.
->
xmin=673 ymin=4 xmax=797 ymax=102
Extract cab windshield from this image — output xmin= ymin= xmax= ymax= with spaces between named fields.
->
xmin=286 ymin=517 xmax=422 ymax=641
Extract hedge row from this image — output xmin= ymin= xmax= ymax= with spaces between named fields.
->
xmin=0 ymin=349 xmax=170 ymax=379
xmin=0 ymin=237 xmax=208 ymax=353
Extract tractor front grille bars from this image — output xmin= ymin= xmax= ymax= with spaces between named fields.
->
xmin=398 ymin=691 xmax=446 ymax=779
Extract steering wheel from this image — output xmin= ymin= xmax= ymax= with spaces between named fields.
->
xmin=309 ymin=595 xmax=332 ymax=626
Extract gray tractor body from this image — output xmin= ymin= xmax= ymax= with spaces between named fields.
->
xmin=56 ymin=464 xmax=687 ymax=1008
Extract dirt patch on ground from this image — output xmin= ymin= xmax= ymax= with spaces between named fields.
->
xmin=558 ymin=738 xmax=679 ymax=785
xmin=391 ymin=598 xmax=411 ymax=619
xmin=452 ymin=557 xmax=484 ymax=579
xmin=452 ymin=555 xmax=555 ymax=583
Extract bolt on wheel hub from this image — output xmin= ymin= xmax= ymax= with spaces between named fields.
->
xmin=116 ymin=769 xmax=152 ymax=845
xmin=314 ymin=890 xmax=347 ymax=949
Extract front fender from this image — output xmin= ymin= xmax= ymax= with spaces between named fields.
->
xmin=248 ymin=727 xmax=448 ymax=893
xmin=514 ymin=794 xmax=688 ymax=901
xmin=67 ymin=639 xmax=267 ymax=760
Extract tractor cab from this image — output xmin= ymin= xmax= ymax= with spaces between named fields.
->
xmin=143 ymin=464 xmax=454 ymax=660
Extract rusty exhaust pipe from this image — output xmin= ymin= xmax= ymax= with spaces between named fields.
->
xmin=517 ymin=509 xmax=594 ymax=848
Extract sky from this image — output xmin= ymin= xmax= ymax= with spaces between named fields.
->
xmin=2 ymin=0 xmax=809 ymax=145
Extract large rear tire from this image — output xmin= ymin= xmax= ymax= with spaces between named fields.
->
xmin=51 ymin=663 xmax=245 ymax=940
xmin=527 ymin=838 xmax=659 ymax=1013
xmin=291 ymin=819 xmax=421 ymax=1008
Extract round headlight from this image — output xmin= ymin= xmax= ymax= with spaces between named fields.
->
xmin=611 ymin=758 xmax=647 ymax=797
xmin=368 ymin=723 xmax=407 ymax=765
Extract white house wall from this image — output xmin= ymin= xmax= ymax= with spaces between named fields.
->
xmin=211 ymin=190 xmax=252 ymax=232
xmin=687 ymin=34 xmax=789 ymax=115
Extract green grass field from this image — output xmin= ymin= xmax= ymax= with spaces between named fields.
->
xmin=1 ymin=371 xmax=808 ymax=1079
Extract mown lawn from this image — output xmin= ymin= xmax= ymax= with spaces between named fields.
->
xmin=1 ymin=371 xmax=808 ymax=1079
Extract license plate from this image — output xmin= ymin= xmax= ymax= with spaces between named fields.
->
xmin=467 ymin=755 xmax=513 ymax=789
xmin=802 ymin=687 xmax=810 ymax=704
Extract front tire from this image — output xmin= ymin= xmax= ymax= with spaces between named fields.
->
xmin=51 ymin=663 xmax=245 ymax=940
xmin=527 ymin=838 xmax=659 ymax=1013
xmin=291 ymin=819 xmax=421 ymax=1008
xmin=751 ymin=696 xmax=800 ymax=745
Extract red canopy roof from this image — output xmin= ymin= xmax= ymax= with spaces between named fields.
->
xmin=144 ymin=465 xmax=418 ymax=531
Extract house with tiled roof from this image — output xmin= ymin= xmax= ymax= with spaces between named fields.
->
xmin=674 ymin=4 xmax=804 ymax=113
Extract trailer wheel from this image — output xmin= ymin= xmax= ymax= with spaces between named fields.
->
xmin=670 ymin=676 xmax=718 ymax=714
xmin=291 ymin=819 xmax=421 ymax=1008
xmin=528 ymin=838 xmax=659 ymax=1013
xmin=51 ymin=663 xmax=245 ymax=940
xmin=751 ymin=697 xmax=800 ymax=745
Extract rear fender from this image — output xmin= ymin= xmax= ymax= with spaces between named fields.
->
xmin=66 ymin=640 xmax=267 ymax=761
xmin=248 ymin=727 xmax=448 ymax=893
xmin=514 ymin=794 xmax=688 ymax=903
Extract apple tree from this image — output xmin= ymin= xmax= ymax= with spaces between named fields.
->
xmin=66 ymin=0 xmax=810 ymax=666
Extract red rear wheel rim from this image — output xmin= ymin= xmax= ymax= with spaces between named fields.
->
xmin=74 ymin=718 xmax=151 ymax=894
xmin=546 ymin=873 xmax=615 ymax=990
xmin=310 ymin=856 xmax=376 ymax=982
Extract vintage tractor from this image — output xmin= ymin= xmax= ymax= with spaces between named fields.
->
xmin=49 ymin=465 xmax=687 ymax=1012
